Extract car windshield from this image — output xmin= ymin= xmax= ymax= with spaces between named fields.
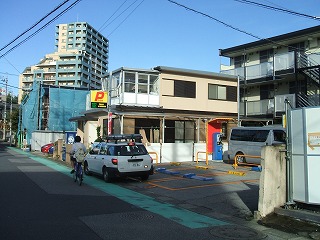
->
xmin=115 ymin=145 xmax=148 ymax=156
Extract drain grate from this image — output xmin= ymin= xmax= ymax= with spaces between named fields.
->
xmin=119 ymin=212 xmax=155 ymax=221
xmin=209 ymin=225 xmax=267 ymax=240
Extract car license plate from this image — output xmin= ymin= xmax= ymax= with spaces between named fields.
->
xmin=132 ymin=163 xmax=141 ymax=167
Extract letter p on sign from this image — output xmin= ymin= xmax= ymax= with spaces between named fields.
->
xmin=91 ymin=90 xmax=108 ymax=103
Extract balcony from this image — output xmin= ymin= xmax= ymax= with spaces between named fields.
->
xmin=241 ymin=94 xmax=295 ymax=117
xmin=240 ymin=98 xmax=274 ymax=116
xmin=221 ymin=52 xmax=296 ymax=80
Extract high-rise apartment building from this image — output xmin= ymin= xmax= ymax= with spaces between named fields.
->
xmin=19 ymin=22 xmax=109 ymax=102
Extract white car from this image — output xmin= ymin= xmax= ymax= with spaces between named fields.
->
xmin=84 ymin=134 xmax=154 ymax=182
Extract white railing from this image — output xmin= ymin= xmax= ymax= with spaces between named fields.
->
xmin=220 ymin=52 xmax=297 ymax=78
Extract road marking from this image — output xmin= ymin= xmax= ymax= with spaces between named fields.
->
xmin=147 ymin=179 xmax=259 ymax=191
xmin=195 ymin=165 xmax=209 ymax=170
xmin=10 ymin=148 xmax=229 ymax=229
xmin=228 ymin=170 xmax=246 ymax=176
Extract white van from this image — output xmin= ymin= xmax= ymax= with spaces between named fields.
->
xmin=228 ymin=126 xmax=286 ymax=164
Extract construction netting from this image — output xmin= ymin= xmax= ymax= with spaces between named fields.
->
xmin=19 ymin=82 xmax=89 ymax=145
xmin=48 ymin=86 xmax=88 ymax=130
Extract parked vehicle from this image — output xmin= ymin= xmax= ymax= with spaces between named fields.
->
xmin=41 ymin=143 xmax=54 ymax=153
xmin=84 ymin=134 xmax=154 ymax=182
xmin=228 ymin=126 xmax=286 ymax=164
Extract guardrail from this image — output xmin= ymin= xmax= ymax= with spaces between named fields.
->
xmin=196 ymin=151 xmax=212 ymax=165
xmin=149 ymin=151 xmax=159 ymax=164
xmin=233 ymin=154 xmax=261 ymax=169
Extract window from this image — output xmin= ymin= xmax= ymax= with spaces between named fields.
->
xmin=260 ymin=49 xmax=273 ymax=63
xmin=234 ymin=55 xmax=245 ymax=68
xmin=273 ymin=130 xmax=286 ymax=142
xmin=208 ymin=84 xmax=237 ymax=101
xmin=288 ymin=42 xmax=305 ymax=52
xmin=150 ymin=75 xmax=159 ymax=94
xmin=260 ymin=84 xmax=274 ymax=99
xmin=165 ymin=120 xmax=195 ymax=143
xmin=124 ymin=72 xmax=135 ymax=92
xmin=138 ymin=74 xmax=148 ymax=93
xmin=208 ymin=84 xmax=226 ymax=100
xmin=174 ymin=80 xmax=196 ymax=98
xmin=231 ymin=129 xmax=269 ymax=142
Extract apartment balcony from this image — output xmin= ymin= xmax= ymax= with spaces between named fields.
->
xmin=221 ymin=52 xmax=296 ymax=82
xmin=221 ymin=51 xmax=320 ymax=84
xmin=56 ymin=68 xmax=77 ymax=74
xmin=56 ymin=76 xmax=81 ymax=81
xmin=57 ymin=59 xmax=78 ymax=65
xmin=240 ymin=94 xmax=295 ymax=118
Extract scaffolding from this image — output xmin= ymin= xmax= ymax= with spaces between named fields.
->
xmin=18 ymin=82 xmax=89 ymax=147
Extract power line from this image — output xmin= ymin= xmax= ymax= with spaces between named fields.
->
xmin=167 ymin=0 xmax=264 ymax=41
xmin=0 ymin=82 xmax=20 ymax=90
xmin=3 ymin=57 xmax=22 ymax=75
xmin=98 ymin=0 xmax=129 ymax=31
xmin=0 ymin=72 xmax=19 ymax=77
xmin=167 ymin=0 xmax=318 ymax=53
xmin=100 ymin=0 xmax=144 ymax=35
xmin=0 ymin=0 xmax=71 ymax=53
xmin=0 ymin=0 xmax=82 ymax=59
xmin=107 ymin=0 xmax=145 ymax=37
xmin=234 ymin=0 xmax=320 ymax=21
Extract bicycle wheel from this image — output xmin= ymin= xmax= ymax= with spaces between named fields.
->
xmin=73 ymin=169 xmax=77 ymax=182
xmin=78 ymin=171 xmax=83 ymax=186
xmin=77 ymin=164 xmax=83 ymax=186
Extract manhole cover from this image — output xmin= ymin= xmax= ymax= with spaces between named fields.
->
xmin=120 ymin=212 xmax=154 ymax=221
xmin=209 ymin=225 xmax=267 ymax=240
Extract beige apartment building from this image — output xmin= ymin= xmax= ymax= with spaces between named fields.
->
xmin=71 ymin=66 xmax=238 ymax=146
xmin=219 ymin=25 xmax=320 ymax=124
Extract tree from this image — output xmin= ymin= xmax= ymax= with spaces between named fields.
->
xmin=8 ymin=107 xmax=19 ymax=133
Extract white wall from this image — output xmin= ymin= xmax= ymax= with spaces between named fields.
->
xmin=146 ymin=142 xmax=229 ymax=164
xmin=31 ymin=131 xmax=65 ymax=151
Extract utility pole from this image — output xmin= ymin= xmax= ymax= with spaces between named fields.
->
xmin=9 ymin=91 xmax=12 ymax=139
xmin=1 ymin=77 xmax=8 ymax=141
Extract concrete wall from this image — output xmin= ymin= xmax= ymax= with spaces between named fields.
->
xmin=257 ymin=144 xmax=286 ymax=218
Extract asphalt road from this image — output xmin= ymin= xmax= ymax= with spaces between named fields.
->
xmin=0 ymin=142 xmax=313 ymax=240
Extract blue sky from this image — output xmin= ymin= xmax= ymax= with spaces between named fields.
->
xmin=1 ymin=0 xmax=320 ymax=95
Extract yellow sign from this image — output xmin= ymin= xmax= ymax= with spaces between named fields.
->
xmin=90 ymin=90 xmax=108 ymax=103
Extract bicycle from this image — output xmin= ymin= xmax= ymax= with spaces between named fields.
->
xmin=73 ymin=161 xmax=83 ymax=186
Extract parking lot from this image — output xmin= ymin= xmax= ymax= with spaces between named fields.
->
xmin=117 ymin=160 xmax=261 ymax=222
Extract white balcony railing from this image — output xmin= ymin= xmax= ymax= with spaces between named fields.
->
xmin=240 ymin=99 xmax=274 ymax=116
xmin=221 ymin=52 xmax=296 ymax=79
xmin=240 ymin=94 xmax=295 ymax=116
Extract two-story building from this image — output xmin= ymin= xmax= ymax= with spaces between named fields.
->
xmin=219 ymin=25 xmax=320 ymax=125
xmin=71 ymin=66 xmax=238 ymax=162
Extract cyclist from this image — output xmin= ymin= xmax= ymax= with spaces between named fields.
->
xmin=70 ymin=136 xmax=86 ymax=174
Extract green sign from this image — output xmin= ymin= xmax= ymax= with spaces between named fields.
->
xmin=91 ymin=102 xmax=107 ymax=108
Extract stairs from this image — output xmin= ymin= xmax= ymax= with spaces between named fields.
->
xmin=297 ymin=52 xmax=320 ymax=87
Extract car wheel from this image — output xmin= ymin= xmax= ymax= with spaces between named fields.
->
xmin=103 ymin=168 xmax=113 ymax=182
xmin=84 ymin=161 xmax=91 ymax=175
xmin=140 ymin=174 xmax=149 ymax=181
xmin=236 ymin=152 xmax=246 ymax=164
